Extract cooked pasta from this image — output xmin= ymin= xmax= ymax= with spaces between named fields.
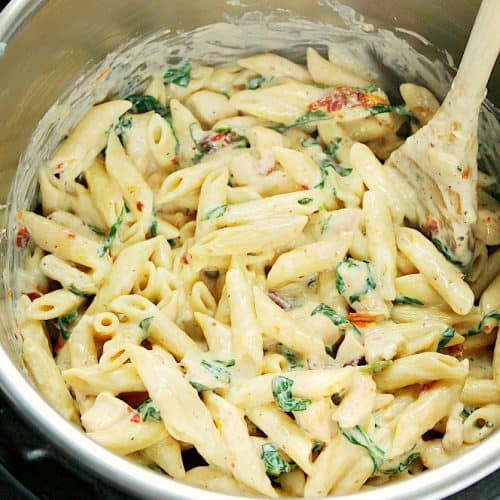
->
xmin=13 ymin=48 xmax=499 ymax=498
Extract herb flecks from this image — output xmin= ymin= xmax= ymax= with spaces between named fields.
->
xmin=368 ymin=104 xmax=419 ymax=124
xmin=339 ymin=425 xmax=385 ymax=474
xmin=98 ymin=206 xmax=126 ymax=257
xmin=137 ymin=398 xmax=162 ymax=422
xmin=200 ymin=359 xmax=235 ymax=383
xmin=393 ymin=296 xmax=424 ymax=306
xmin=202 ymin=204 xmax=228 ymax=221
xmin=163 ymin=62 xmax=192 ymax=87
xmin=437 ymin=326 xmax=455 ymax=351
xmin=383 ymin=445 xmax=420 ymax=475
xmin=261 ymin=443 xmax=297 ymax=478
xmin=272 ymin=375 xmax=311 ymax=412
xmin=311 ymin=303 xmax=362 ymax=336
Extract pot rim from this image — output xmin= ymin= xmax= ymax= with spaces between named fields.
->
xmin=0 ymin=1 xmax=499 ymax=499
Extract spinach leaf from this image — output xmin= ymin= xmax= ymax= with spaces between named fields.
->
xmin=87 ymin=224 xmax=104 ymax=236
xmin=67 ymin=286 xmax=94 ymax=299
xmin=311 ymin=302 xmax=362 ymax=336
xmin=200 ymin=359 xmax=235 ymax=383
xmin=202 ymin=204 xmax=228 ymax=220
xmin=108 ymin=115 xmax=132 ymax=144
xmin=339 ymin=425 xmax=385 ymax=474
xmin=324 ymin=137 xmax=342 ymax=157
xmin=126 ymin=95 xmax=171 ymax=119
xmin=139 ymin=316 xmax=154 ymax=337
xmin=189 ymin=381 xmax=212 ymax=392
xmin=276 ymin=109 xmax=331 ymax=132
xmin=437 ymin=326 xmax=455 ymax=351
xmin=272 ymin=375 xmax=311 ymax=412
xmin=301 ymin=137 xmax=320 ymax=147
xmin=336 ymin=259 xmax=377 ymax=304
xmin=359 ymin=360 xmax=393 ymax=375
xmin=461 ymin=406 xmax=478 ymax=419
xmin=149 ymin=215 xmax=158 ymax=237
xmin=163 ymin=62 xmax=192 ymax=87
xmin=56 ymin=310 xmax=78 ymax=340
xmin=261 ymin=443 xmax=297 ymax=477
xmin=277 ymin=344 xmax=304 ymax=370
xmin=98 ymin=206 xmax=126 ymax=257
xmin=297 ymin=197 xmax=313 ymax=205
xmin=318 ymin=157 xmax=352 ymax=178
xmin=393 ymin=295 xmax=424 ymax=306
xmin=137 ymin=398 xmax=162 ymax=422
xmin=368 ymin=104 xmax=419 ymax=124
xmin=312 ymin=441 xmax=325 ymax=453
xmin=467 ymin=310 xmax=500 ymax=336
xmin=431 ymin=238 xmax=465 ymax=269
xmin=246 ymin=75 xmax=269 ymax=89
xmin=383 ymin=445 xmax=420 ymax=475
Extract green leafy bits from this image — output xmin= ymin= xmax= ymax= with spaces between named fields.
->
xmin=98 ymin=206 xmax=126 ymax=257
xmin=311 ymin=302 xmax=361 ymax=336
xmin=383 ymin=445 xmax=420 ymax=475
xmin=324 ymin=137 xmax=342 ymax=157
xmin=276 ymin=109 xmax=331 ymax=132
xmin=297 ymin=197 xmax=313 ymax=205
xmin=437 ymin=326 xmax=455 ymax=351
xmin=460 ymin=407 xmax=478 ymax=419
xmin=368 ymin=104 xmax=419 ymax=124
xmin=126 ymin=95 xmax=171 ymax=119
xmin=139 ymin=316 xmax=154 ymax=336
xmin=150 ymin=215 xmax=158 ymax=237
xmin=87 ymin=224 xmax=104 ymax=236
xmin=468 ymin=310 xmax=500 ymax=336
xmin=56 ymin=310 xmax=78 ymax=340
xmin=277 ymin=344 xmax=304 ymax=370
xmin=108 ymin=115 xmax=132 ymax=144
xmin=200 ymin=359 xmax=235 ymax=383
xmin=340 ymin=425 xmax=385 ymax=474
xmin=246 ymin=75 xmax=268 ymax=90
xmin=202 ymin=204 xmax=228 ymax=221
xmin=67 ymin=286 xmax=94 ymax=299
xmin=137 ymin=398 xmax=162 ymax=422
xmin=301 ymin=137 xmax=320 ymax=147
xmin=336 ymin=259 xmax=377 ymax=304
xmin=189 ymin=381 xmax=212 ymax=392
xmin=431 ymin=238 xmax=465 ymax=269
xmin=261 ymin=443 xmax=297 ymax=478
xmin=189 ymin=122 xmax=204 ymax=163
xmin=312 ymin=441 xmax=325 ymax=453
xmin=319 ymin=157 xmax=352 ymax=178
xmin=272 ymin=375 xmax=311 ymax=412
xmin=359 ymin=360 xmax=393 ymax=375
xmin=393 ymin=296 xmax=424 ymax=306
xmin=163 ymin=61 xmax=192 ymax=87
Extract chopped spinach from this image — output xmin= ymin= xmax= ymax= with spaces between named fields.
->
xmin=311 ymin=302 xmax=362 ymax=336
xmin=318 ymin=157 xmax=352 ymax=178
xmin=393 ymin=295 xmax=424 ymax=306
xmin=137 ymin=398 xmax=162 ymax=422
xmin=460 ymin=406 xmax=478 ymax=419
xmin=202 ymin=204 xmax=228 ymax=221
xmin=277 ymin=344 xmax=304 ymax=370
xmin=437 ymin=326 xmax=455 ymax=351
xmin=149 ymin=215 xmax=158 ymax=237
xmin=261 ymin=443 xmax=297 ymax=477
xmin=359 ymin=360 xmax=393 ymax=375
xmin=368 ymin=104 xmax=419 ymax=124
xmin=98 ymin=206 xmax=126 ymax=257
xmin=467 ymin=310 xmax=500 ymax=336
xmin=87 ymin=224 xmax=104 ymax=236
xmin=163 ymin=62 xmax=192 ymax=87
xmin=319 ymin=213 xmax=332 ymax=235
xmin=189 ymin=381 xmax=212 ymax=392
xmin=336 ymin=259 xmax=377 ymax=304
xmin=383 ymin=445 xmax=420 ymax=475
xmin=312 ymin=440 xmax=325 ymax=453
xmin=108 ymin=115 xmax=132 ymax=144
xmin=297 ymin=197 xmax=313 ymax=205
xmin=339 ymin=425 xmax=385 ymax=474
xmin=272 ymin=375 xmax=311 ymax=412
xmin=431 ymin=238 xmax=465 ymax=269
xmin=68 ymin=286 xmax=94 ymax=299
xmin=276 ymin=109 xmax=331 ymax=132
xmin=246 ymin=75 xmax=268 ymax=89
xmin=139 ymin=316 xmax=154 ymax=336
xmin=55 ymin=310 xmax=78 ymax=340
xmin=200 ymin=359 xmax=235 ymax=383
xmin=126 ymin=95 xmax=171 ymax=119
xmin=324 ymin=137 xmax=342 ymax=157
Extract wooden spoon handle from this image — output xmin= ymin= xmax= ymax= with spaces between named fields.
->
xmin=445 ymin=0 xmax=500 ymax=105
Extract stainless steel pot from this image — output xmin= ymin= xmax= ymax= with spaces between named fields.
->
xmin=0 ymin=1 xmax=498 ymax=499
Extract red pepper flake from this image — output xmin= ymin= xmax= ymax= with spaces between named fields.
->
xmin=300 ymin=183 xmax=310 ymax=190
xmin=181 ymin=254 xmax=192 ymax=265
xmin=421 ymin=381 xmax=437 ymax=391
xmin=461 ymin=166 xmax=470 ymax=180
xmin=209 ymin=132 xmax=225 ymax=142
xmin=66 ymin=231 xmax=76 ymax=239
xmin=172 ymin=156 xmax=179 ymax=165
xmin=16 ymin=225 xmax=30 ymax=249
xmin=268 ymin=291 xmax=292 ymax=311
xmin=130 ymin=412 xmax=141 ymax=423
xmin=308 ymin=87 xmax=388 ymax=113
xmin=348 ymin=312 xmax=383 ymax=323
xmin=55 ymin=162 xmax=64 ymax=171
xmin=425 ymin=216 xmax=439 ymax=234
xmin=136 ymin=201 xmax=144 ymax=212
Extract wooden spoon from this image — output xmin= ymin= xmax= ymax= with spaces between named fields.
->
xmin=384 ymin=0 xmax=500 ymax=271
